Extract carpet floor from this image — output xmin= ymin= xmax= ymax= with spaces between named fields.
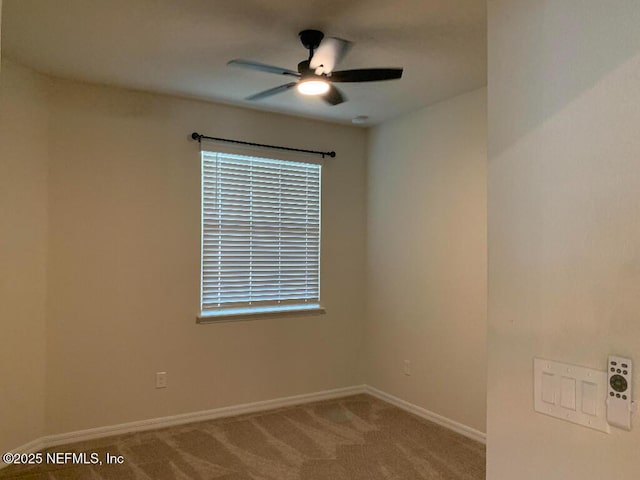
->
xmin=0 ymin=394 xmax=485 ymax=479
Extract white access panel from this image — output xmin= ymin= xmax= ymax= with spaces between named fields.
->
xmin=534 ymin=358 xmax=610 ymax=433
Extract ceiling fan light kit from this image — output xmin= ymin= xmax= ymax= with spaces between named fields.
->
xmin=227 ymin=29 xmax=403 ymax=106
xmin=297 ymin=79 xmax=330 ymax=96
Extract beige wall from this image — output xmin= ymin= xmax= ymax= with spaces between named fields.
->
xmin=0 ymin=59 xmax=366 ymax=443
xmin=43 ymin=74 xmax=367 ymax=435
xmin=365 ymin=88 xmax=487 ymax=432
xmin=0 ymin=62 xmax=48 ymax=452
xmin=488 ymin=1 xmax=640 ymax=478
xmin=42 ymin=75 xmax=367 ymax=434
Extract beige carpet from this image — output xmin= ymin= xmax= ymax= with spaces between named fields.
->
xmin=0 ymin=394 xmax=485 ymax=479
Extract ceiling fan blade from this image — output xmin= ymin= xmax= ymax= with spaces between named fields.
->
xmin=228 ymin=59 xmax=300 ymax=77
xmin=322 ymin=84 xmax=346 ymax=106
xmin=330 ymin=68 xmax=403 ymax=83
xmin=246 ymin=82 xmax=298 ymax=101
xmin=310 ymin=37 xmax=352 ymax=75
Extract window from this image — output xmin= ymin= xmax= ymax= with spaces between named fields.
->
xmin=199 ymin=150 xmax=322 ymax=319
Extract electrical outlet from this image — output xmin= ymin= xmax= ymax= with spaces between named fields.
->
xmin=156 ymin=371 xmax=167 ymax=389
xmin=403 ymin=360 xmax=411 ymax=376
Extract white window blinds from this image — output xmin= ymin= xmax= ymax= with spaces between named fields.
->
xmin=201 ymin=151 xmax=321 ymax=316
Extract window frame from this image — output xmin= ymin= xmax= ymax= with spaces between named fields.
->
xmin=197 ymin=148 xmax=325 ymax=323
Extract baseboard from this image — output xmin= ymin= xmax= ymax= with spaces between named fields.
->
xmin=365 ymin=385 xmax=486 ymax=444
xmin=5 ymin=437 xmax=46 ymax=456
xmin=1 ymin=384 xmax=366 ymax=470
xmin=2 ymin=383 xmax=485 ymax=471
xmin=44 ymin=384 xmax=367 ymax=449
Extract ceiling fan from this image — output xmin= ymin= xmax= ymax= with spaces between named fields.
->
xmin=228 ymin=29 xmax=403 ymax=106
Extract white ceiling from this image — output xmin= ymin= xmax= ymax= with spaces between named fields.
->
xmin=1 ymin=0 xmax=486 ymax=126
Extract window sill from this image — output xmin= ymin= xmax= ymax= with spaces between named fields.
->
xmin=197 ymin=304 xmax=326 ymax=324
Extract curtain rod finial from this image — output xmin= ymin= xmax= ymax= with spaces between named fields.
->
xmin=191 ymin=132 xmax=202 ymax=142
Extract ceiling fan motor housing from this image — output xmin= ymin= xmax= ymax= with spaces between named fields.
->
xmin=298 ymin=60 xmax=320 ymax=77
xmin=297 ymin=60 xmax=310 ymax=73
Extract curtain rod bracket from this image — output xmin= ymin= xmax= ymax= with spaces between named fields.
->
xmin=191 ymin=132 xmax=335 ymax=159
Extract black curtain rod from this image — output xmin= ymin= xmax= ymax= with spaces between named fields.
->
xmin=191 ymin=132 xmax=336 ymax=158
